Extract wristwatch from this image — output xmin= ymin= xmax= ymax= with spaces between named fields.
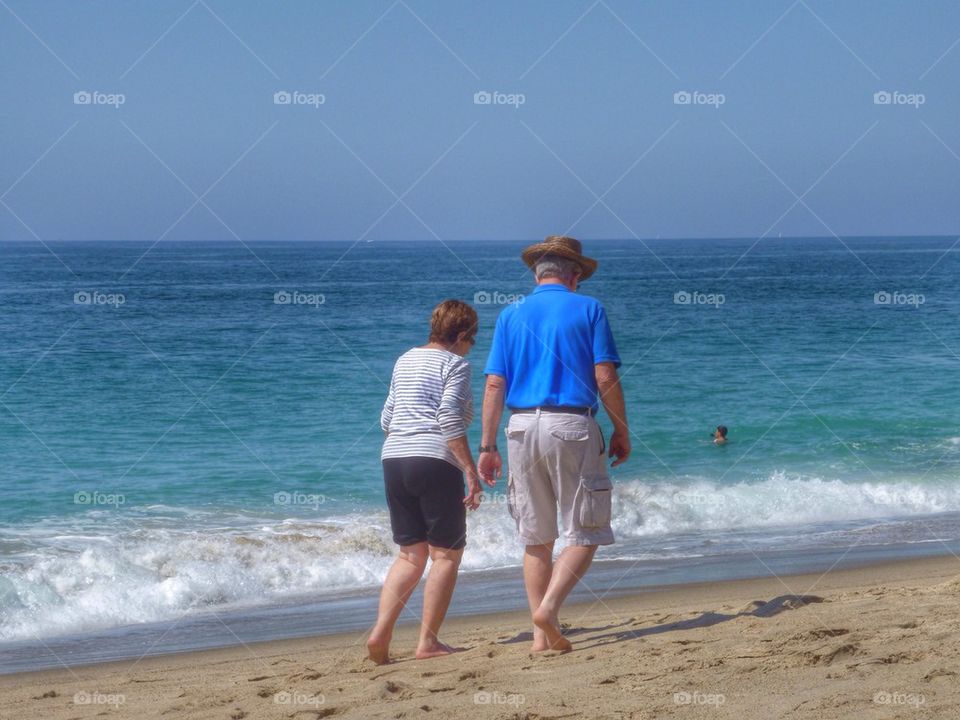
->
xmin=478 ymin=444 xmax=498 ymax=453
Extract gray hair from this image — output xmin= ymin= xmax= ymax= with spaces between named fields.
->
xmin=534 ymin=255 xmax=580 ymax=281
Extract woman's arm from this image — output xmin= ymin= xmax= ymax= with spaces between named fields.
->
xmin=446 ymin=435 xmax=482 ymax=510
xmin=438 ymin=361 xmax=482 ymax=508
xmin=380 ymin=374 xmax=396 ymax=436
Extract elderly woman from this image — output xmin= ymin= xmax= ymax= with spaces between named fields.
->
xmin=367 ymin=299 xmax=490 ymax=664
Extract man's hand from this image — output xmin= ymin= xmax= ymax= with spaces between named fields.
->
xmin=480 ymin=375 xmax=506 ymax=487
xmin=608 ymin=429 xmax=631 ymax=467
xmin=463 ymin=470 xmax=483 ymax=510
xmin=595 ymin=362 xmax=630 ymax=467
xmin=477 ymin=449 xmax=501 ymax=487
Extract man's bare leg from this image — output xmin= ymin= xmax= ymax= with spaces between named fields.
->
xmin=367 ymin=542 xmax=428 ymax=664
xmin=416 ymin=545 xmax=464 ymax=659
xmin=523 ymin=542 xmax=554 ymax=651
xmin=532 ymin=544 xmax=597 ymax=652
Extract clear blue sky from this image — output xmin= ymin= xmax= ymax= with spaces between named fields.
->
xmin=1 ymin=0 xmax=958 ymax=241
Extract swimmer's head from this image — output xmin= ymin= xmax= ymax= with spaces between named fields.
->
xmin=715 ymin=425 xmax=728 ymax=438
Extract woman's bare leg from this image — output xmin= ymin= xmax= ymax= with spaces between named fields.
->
xmin=367 ymin=542 xmax=428 ymax=664
xmin=415 ymin=545 xmax=463 ymax=659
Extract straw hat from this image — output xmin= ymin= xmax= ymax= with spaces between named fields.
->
xmin=520 ymin=236 xmax=598 ymax=281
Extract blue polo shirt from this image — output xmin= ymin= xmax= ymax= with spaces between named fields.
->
xmin=484 ymin=284 xmax=621 ymax=411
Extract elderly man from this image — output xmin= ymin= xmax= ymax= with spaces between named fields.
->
xmin=478 ymin=236 xmax=630 ymax=653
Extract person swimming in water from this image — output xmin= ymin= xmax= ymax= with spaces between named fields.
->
xmin=713 ymin=425 xmax=728 ymax=444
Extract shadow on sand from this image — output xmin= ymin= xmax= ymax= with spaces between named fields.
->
xmin=572 ymin=594 xmax=824 ymax=651
xmin=497 ymin=594 xmax=824 ymax=651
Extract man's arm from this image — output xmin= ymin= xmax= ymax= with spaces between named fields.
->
xmin=478 ymin=374 xmax=506 ymax=484
xmin=595 ymin=361 xmax=631 ymax=467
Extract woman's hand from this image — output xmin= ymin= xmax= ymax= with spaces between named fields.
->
xmin=463 ymin=470 xmax=483 ymax=510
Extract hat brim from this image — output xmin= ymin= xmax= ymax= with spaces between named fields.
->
xmin=521 ymin=243 xmax=598 ymax=281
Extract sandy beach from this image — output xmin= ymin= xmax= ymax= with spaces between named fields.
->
xmin=2 ymin=555 xmax=957 ymax=719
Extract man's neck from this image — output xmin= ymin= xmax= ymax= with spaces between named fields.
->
xmin=537 ymin=278 xmax=577 ymax=291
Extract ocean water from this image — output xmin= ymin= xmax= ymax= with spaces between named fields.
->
xmin=2 ymin=237 xmax=960 ymax=668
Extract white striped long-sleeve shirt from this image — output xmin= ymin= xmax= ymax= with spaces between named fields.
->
xmin=381 ymin=347 xmax=474 ymax=467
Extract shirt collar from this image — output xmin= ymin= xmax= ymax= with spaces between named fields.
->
xmin=533 ymin=284 xmax=572 ymax=294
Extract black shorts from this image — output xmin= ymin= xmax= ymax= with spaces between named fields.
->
xmin=382 ymin=457 xmax=466 ymax=550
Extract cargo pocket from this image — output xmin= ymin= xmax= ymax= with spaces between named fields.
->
xmin=578 ymin=475 xmax=613 ymax=528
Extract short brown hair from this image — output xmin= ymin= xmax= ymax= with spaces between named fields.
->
xmin=429 ymin=299 xmax=478 ymax=346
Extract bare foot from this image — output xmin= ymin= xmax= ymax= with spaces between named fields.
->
xmin=532 ymin=608 xmax=572 ymax=653
xmin=530 ymin=628 xmax=549 ymax=652
xmin=366 ymin=629 xmax=391 ymax=665
xmin=415 ymin=641 xmax=459 ymax=660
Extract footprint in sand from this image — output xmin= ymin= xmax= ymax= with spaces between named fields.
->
xmin=799 ymin=642 xmax=861 ymax=666
xmin=790 ymin=628 xmax=850 ymax=641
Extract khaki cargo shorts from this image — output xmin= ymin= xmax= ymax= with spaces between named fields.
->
xmin=504 ymin=410 xmax=615 ymax=546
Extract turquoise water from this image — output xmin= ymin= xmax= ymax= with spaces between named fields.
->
xmin=2 ymin=237 xmax=960 ymax=651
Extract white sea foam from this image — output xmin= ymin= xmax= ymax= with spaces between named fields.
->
xmin=2 ymin=474 xmax=959 ymax=642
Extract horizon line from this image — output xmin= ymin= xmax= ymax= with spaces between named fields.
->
xmin=1 ymin=233 xmax=958 ymax=244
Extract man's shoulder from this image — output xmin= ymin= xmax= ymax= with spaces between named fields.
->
xmin=575 ymin=292 xmax=604 ymax=308
xmin=500 ymin=291 xmax=604 ymax=318
xmin=552 ymin=290 xmax=606 ymax=315
xmin=494 ymin=301 xmax=524 ymax=324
